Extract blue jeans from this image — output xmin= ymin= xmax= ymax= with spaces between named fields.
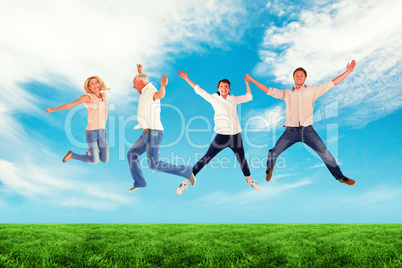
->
xmin=71 ymin=129 xmax=109 ymax=164
xmin=267 ymin=126 xmax=345 ymax=180
xmin=127 ymin=129 xmax=192 ymax=187
xmin=193 ymin=133 xmax=251 ymax=177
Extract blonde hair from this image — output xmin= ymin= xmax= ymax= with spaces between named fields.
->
xmin=83 ymin=75 xmax=111 ymax=93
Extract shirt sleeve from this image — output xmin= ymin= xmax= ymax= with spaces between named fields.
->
xmin=314 ymin=80 xmax=335 ymax=99
xmin=267 ymin=87 xmax=286 ymax=100
xmin=147 ymin=84 xmax=158 ymax=101
xmin=194 ymin=85 xmax=214 ymax=103
xmin=235 ymin=93 xmax=253 ymax=104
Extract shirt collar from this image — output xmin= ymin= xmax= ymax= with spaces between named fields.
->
xmin=216 ymin=94 xmax=234 ymax=108
xmin=292 ymin=84 xmax=307 ymax=91
xmin=141 ymin=82 xmax=153 ymax=94
xmin=218 ymin=93 xmax=232 ymax=101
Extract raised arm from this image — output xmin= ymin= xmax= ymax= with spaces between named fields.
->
xmin=333 ymin=60 xmax=356 ymax=86
xmin=153 ymin=73 xmax=167 ymax=101
xmin=137 ymin=64 xmax=143 ymax=74
xmin=177 ymin=70 xmax=196 ymax=88
xmin=245 ymin=73 xmax=285 ymax=100
xmin=233 ymin=74 xmax=254 ymax=104
xmin=178 ymin=70 xmax=213 ymax=102
xmin=46 ymin=94 xmax=91 ymax=113
xmin=245 ymin=73 xmax=270 ymax=93
xmin=245 ymin=74 xmax=251 ymax=94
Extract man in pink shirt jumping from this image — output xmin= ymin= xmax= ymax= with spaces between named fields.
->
xmin=246 ymin=60 xmax=356 ymax=186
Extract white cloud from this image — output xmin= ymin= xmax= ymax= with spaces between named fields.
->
xmin=0 ymin=0 xmax=248 ymax=129
xmin=0 ymin=1 xmax=247 ymax=210
xmin=264 ymin=0 xmax=312 ymax=20
xmin=244 ymin=105 xmax=285 ymax=132
xmin=0 ymin=159 xmax=133 ymax=210
xmin=322 ymin=185 xmax=402 ymax=212
xmin=192 ymin=178 xmax=312 ymax=209
xmin=273 ymin=173 xmax=301 ymax=179
xmin=346 ymin=186 xmax=401 ymax=207
xmin=256 ymin=0 xmax=402 ymax=126
xmin=307 ymin=163 xmax=325 ymax=169
xmin=0 ymin=0 xmax=246 ymax=101
xmin=321 ymin=60 xmax=402 ymax=127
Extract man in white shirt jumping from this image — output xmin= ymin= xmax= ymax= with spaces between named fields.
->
xmin=127 ymin=64 xmax=196 ymax=192
xmin=246 ymin=60 xmax=356 ymax=186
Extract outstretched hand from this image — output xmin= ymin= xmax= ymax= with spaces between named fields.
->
xmin=245 ymin=73 xmax=252 ymax=82
xmin=137 ymin=64 xmax=143 ymax=74
xmin=333 ymin=60 xmax=357 ymax=86
xmin=161 ymin=73 xmax=168 ymax=87
xmin=177 ymin=70 xmax=188 ymax=80
xmin=346 ymin=60 xmax=356 ymax=73
xmin=46 ymin=107 xmax=53 ymax=113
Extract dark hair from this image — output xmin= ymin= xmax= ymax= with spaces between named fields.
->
xmin=216 ymin=79 xmax=231 ymax=96
xmin=293 ymin=67 xmax=307 ymax=77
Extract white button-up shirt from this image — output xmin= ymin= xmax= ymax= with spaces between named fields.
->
xmin=194 ymin=85 xmax=252 ymax=135
xmin=266 ymin=80 xmax=335 ymax=127
xmin=134 ymin=83 xmax=164 ymax=130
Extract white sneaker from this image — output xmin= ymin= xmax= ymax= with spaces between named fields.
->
xmin=246 ymin=179 xmax=261 ymax=191
xmin=188 ymin=173 xmax=196 ymax=186
xmin=129 ymin=186 xmax=138 ymax=191
xmin=176 ymin=181 xmax=189 ymax=196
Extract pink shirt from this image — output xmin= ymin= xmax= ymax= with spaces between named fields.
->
xmin=83 ymin=93 xmax=108 ymax=130
xmin=267 ymin=80 xmax=335 ymax=127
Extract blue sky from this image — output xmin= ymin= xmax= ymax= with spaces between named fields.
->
xmin=0 ymin=0 xmax=401 ymax=223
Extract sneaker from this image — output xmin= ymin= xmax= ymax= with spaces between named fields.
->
xmin=62 ymin=150 xmax=73 ymax=163
xmin=246 ymin=179 xmax=261 ymax=191
xmin=339 ymin=177 xmax=356 ymax=186
xmin=176 ymin=181 xmax=189 ymax=196
xmin=188 ymin=173 xmax=196 ymax=186
xmin=266 ymin=168 xmax=274 ymax=182
xmin=129 ymin=186 xmax=138 ymax=191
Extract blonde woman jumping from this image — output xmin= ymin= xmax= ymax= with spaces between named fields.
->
xmin=46 ymin=75 xmax=110 ymax=164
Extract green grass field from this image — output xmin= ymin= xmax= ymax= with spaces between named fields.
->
xmin=0 ymin=224 xmax=401 ymax=267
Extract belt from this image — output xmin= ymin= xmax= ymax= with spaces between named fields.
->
xmin=143 ymin=129 xmax=151 ymax=134
xmin=285 ymin=125 xmax=312 ymax=129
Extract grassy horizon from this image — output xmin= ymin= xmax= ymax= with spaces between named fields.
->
xmin=0 ymin=224 xmax=401 ymax=267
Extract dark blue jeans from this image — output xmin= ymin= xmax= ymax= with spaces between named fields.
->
xmin=193 ymin=133 xmax=251 ymax=177
xmin=267 ymin=126 xmax=344 ymax=180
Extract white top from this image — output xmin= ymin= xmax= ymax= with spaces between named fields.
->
xmin=266 ymin=80 xmax=335 ymax=127
xmin=83 ymin=93 xmax=108 ymax=130
xmin=194 ymin=85 xmax=252 ymax=135
xmin=134 ymin=83 xmax=164 ymax=130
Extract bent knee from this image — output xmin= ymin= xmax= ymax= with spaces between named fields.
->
xmin=148 ymin=158 xmax=161 ymax=170
xmin=317 ymin=148 xmax=331 ymax=156
xmin=89 ymin=158 xmax=99 ymax=165
xmin=148 ymin=161 xmax=157 ymax=170
xmin=127 ymin=152 xmax=139 ymax=161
